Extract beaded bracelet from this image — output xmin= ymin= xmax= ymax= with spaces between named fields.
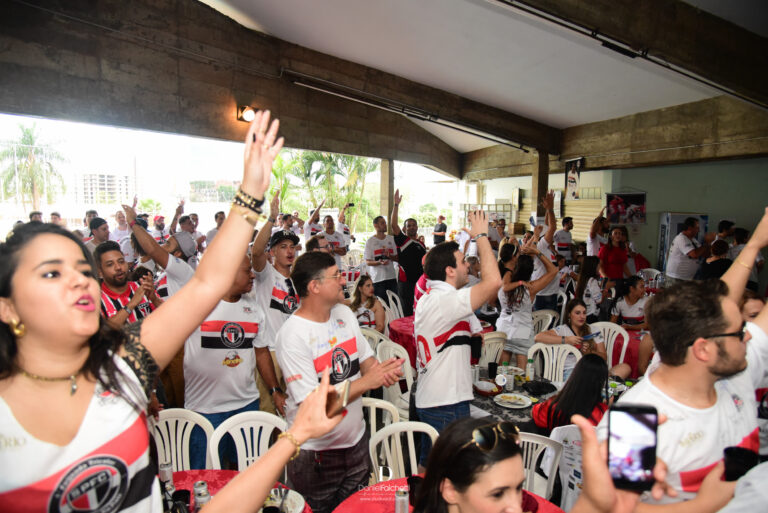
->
xmin=278 ymin=431 xmax=301 ymax=461
xmin=235 ymin=188 xmax=265 ymax=213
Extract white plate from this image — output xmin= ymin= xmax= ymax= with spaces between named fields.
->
xmin=506 ymin=366 xmax=525 ymax=375
xmin=259 ymin=489 xmax=305 ymax=513
xmin=494 ymin=393 xmax=532 ymax=409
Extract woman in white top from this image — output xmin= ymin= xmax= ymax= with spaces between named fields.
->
xmin=346 ymin=274 xmax=385 ymax=333
xmin=497 ymin=244 xmax=558 ymax=367
xmin=575 ymin=256 xmax=605 ymax=323
xmin=610 ymin=276 xmax=648 ymax=330
xmin=535 ymin=299 xmax=631 ymax=380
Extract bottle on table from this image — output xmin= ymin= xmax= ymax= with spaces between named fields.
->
xmin=194 ymin=481 xmax=210 ymax=512
xmin=525 ymin=358 xmax=534 ymax=382
xmin=395 ymin=488 xmax=409 ymax=513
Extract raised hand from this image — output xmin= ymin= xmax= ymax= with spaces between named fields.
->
xmin=270 ymin=189 xmax=280 ymax=218
xmin=243 ymin=110 xmax=284 ymax=201
xmin=468 ymin=210 xmax=489 ymax=238
xmin=132 ymin=195 xmax=138 ymax=209
xmin=122 ymin=204 xmax=137 ymax=224
xmin=175 ymin=199 xmax=185 ymax=217
xmin=748 ymin=206 xmax=768 ymax=249
xmin=394 ymin=189 xmax=402 ymax=205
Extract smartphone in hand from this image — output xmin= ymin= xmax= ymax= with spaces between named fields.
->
xmin=607 ymin=403 xmax=658 ymax=491
xmin=325 ymin=380 xmax=351 ymax=417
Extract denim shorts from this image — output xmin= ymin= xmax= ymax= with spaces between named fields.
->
xmin=416 ymin=400 xmax=471 ymax=465
xmin=504 ymin=334 xmax=534 ymax=356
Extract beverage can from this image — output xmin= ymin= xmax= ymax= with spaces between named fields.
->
xmin=395 ymin=488 xmax=409 ymax=513
xmin=158 ymin=462 xmax=173 ymax=483
xmin=471 ymin=365 xmax=480 ymax=383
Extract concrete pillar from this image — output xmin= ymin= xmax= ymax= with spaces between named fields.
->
xmin=380 ymin=158 xmax=395 ymax=232
xmin=531 ymin=150 xmax=549 ymax=217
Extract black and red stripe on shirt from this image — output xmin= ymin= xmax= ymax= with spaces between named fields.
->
xmin=100 ymin=282 xmax=154 ymax=323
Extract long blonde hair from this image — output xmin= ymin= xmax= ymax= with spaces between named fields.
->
xmin=350 ymin=274 xmax=375 ymax=312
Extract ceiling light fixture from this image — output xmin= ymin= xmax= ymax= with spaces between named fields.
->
xmin=237 ymin=105 xmax=257 ymax=122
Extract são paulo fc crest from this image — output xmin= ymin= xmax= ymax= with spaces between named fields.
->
xmin=220 ymin=322 xmax=245 ymax=348
xmin=283 ymin=295 xmax=299 ymax=313
xmin=331 ymin=347 xmax=351 ymax=381
xmin=222 ymin=351 xmax=243 ymax=368
xmin=49 ymin=456 xmax=128 ymax=513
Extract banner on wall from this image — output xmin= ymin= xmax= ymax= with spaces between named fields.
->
xmin=606 ymin=192 xmax=647 ymax=225
xmin=565 ymin=157 xmax=584 ymax=200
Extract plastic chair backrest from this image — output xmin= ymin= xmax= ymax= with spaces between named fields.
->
xmin=377 ymin=341 xmax=413 ymax=420
xmin=377 ymin=295 xmax=396 ymax=336
xmin=369 ymin=421 xmax=439 ymax=482
xmin=519 ymin=431 xmax=563 ymax=500
xmin=208 ymin=411 xmax=287 ymax=470
xmin=362 ymin=397 xmax=401 ymax=443
xmin=637 ymin=268 xmax=661 ymax=280
xmin=532 ymin=310 xmax=555 ymax=335
xmin=386 ymin=290 xmax=405 ymax=319
xmin=479 ymin=332 xmax=506 ymax=367
xmin=527 ymin=342 xmax=582 ymax=382
xmin=557 ymin=290 xmax=568 ymax=325
xmin=547 ymin=424 xmax=583 ymax=510
xmin=589 ymin=322 xmax=630 ymax=365
xmin=153 ymin=408 xmax=215 ymax=470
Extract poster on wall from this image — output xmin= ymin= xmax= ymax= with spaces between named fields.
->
xmin=606 ymin=192 xmax=647 ymax=224
xmin=565 ymin=157 xmax=584 ymax=200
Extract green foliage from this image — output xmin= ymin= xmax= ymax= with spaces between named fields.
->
xmin=138 ymin=198 xmax=163 ymax=215
xmin=0 ymin=124 xmax=66 ymax=211
xmin=216 ymin=184 xmax=236 ymax=202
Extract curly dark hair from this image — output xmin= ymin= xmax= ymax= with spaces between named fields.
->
xmin=0 ymin=222 xmax=142 ymax=410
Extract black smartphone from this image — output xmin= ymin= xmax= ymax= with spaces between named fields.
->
xmin=607 ymin=403 xmax=658 ymax=491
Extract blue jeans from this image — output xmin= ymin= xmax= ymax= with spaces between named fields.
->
xmin=533 ymin=293 xmax=558 ymax=312
xmin=189 ymin=398 xmax=260 ymax=469
xmin=416 ymin=400 xmax=471 ymax=465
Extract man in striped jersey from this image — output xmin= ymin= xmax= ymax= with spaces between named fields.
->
xmin=95 ymin=241 xmax=160 ymax=329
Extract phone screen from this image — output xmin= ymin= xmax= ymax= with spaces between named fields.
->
xmin=608 ymin=404 xmax=658 ymax=490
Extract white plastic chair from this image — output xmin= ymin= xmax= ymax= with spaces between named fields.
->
xmin=532 ymin=310 xmax=556 ymax=335
xmin=361 ymin=326 xmax=390 ymax=355
xmin=526 ymin=342 xmax=582 ymax=382
xmin=519 ymin=431 xmax=563 ymax=500
xmin=589 ymin=322 xmax=630 ymax=367
xmin=377 ymin=340 xmax=414 ymax=421
xmin=362 ymin=397 xmax=401 ymax=440
xmin=546 ymin=424 xmax=583 ymax=510
xmin=637 ymin=268 xmax=661 ymax=281
xmin=208 ymin=411 xmax=287 ymax=470
xmin=369 ymin=421 xmax=439 ymax=482
xmin=479 ymin=331 xmax=506 ymax=366
xmin=557 ymin=290 xmax=569 ymax=324
xmin=346 ymin=249 xmax=363 ymax=267
xmin=377 ymin=295 xmax=396 ymax=335
xmin=386 ymin=290 xmax=405 ymax=320
xmin=152 ymin=408 xmax=215 ymax=470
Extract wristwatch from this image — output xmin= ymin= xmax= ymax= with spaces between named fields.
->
xmin=123 ymin=305 xmax=134 ymax=315
xmin=269 ymin=387 xmax=283 ymax=395
xmin=472 ymin=233 xmax=488 ymax=241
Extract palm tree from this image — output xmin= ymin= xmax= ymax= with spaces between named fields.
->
xmin=269 ymin=150 xmax=293 ymax=208
xmin=291 ymin=150 xmax=325 ymax=206
xmin=0 ymin=124 xmax=65 ymax=211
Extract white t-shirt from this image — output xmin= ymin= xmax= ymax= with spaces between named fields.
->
xmin=666 ymin=232 xmax=701 ymax=280
xmin=496 ymin=286 xmax=533 ymax=340
xmin=324 ymin=230 xmax=346 ymax=268
xmin=150 ymin=227 xmax=170 ymax=245
xmin=160 ymin=256 xmax=195 ymax=298
xmin=110 ymin=225 xmax=131 ymax=242
xmin=354 ymin=304 xmax=377 ymax=329
xmin=119 ymin=234 xmax=135 ymax=263
xmin=253 ymin=262 xmax=299 ymax=351
xmin=364 ymin=235 xmax=397 ymax=283
xmin=455 ymin=230 xmax=471 ymax=254
xmin=611 ymin=296 xmax=647 ymax=326
xmin=583 ymin=277 xmax=603 ymax=317
xmin=183 ymin=291 xmax=263 ymax=413
xmin=532 ymin=238 xmax=560 ymax=296
xmin=717 ymin=462 xmax=768 ymax=513
xmin=0 ymin=354 xmax=162 ymax=512
xmin=554 ymin=229 xmax=573 ymax=261
xmin=586 ymin=233 xmax=607 ymax=257
xmin=338 ymin=222 xmax=352 ymax=247
xmin=729 ymin=244 xmax=764 ymax=283
xmin=414 ymin=280 xmax=475 ymax=408
xmin=303 ymin=222 xmax=322 ymax=239
xmin=206 ymin=227 xmax=219 ymax=246
xmin=276 ymin=304 xmax=374 ymax=451
xmin=597 ymin=322 xmax=768 ymax=502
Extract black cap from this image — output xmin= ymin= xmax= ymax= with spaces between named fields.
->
xmin=89 ymin=217 xmax=107 ymax=231
xmin=269 ymin=230 xmax=300 ymax=249
xmin=134 ymin=217 xmax=148 ymax=230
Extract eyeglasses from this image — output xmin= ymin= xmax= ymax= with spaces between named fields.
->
xmin=316 ymin=272 xmax=344 ymax=282
xmin=689 ymin=321 xmax=748 ymax=346
xmin=460 ymin=421 xmax=519 ymax=452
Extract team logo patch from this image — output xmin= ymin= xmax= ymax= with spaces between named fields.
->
xmin=49 ymin=455 xmax=128 ymax=513
xmin=336 ymin=318 xmax=346 ymax=328
xmin=222 ymin=351 xmax=243 ymax=368
xmin=732 ymin=394 xmax=744 ymax=411
xmin=243 ymin=306 xmax=253 ymax=314
xmin=331 ymin=346 xmax=351 ymax=381
xmin=220 ymin=322 xmax=245 ymax=348
xmin=283 ymin=295 xmax=299 ymax=313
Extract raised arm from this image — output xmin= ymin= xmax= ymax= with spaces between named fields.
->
xmin=468 ymin=210 xmax=503 ymax=311
xmin=542 ymin=190 xmax=556 ymax=244
xmin=168 ymin=200 xmax=184 ymax=234
xmin=525 ymin=245 xmax=558 ymax=297
xmin=722 ymin=207 xmax=768 ymax=304
xmin=309 ymin=199 xmax=325 ymax=224
xmin=250 ymin=191 xmax=280 ymax=273
xmin=338 ymin=203 xmax=348 ymax=225
xmin=137 ymin=111 xmax=283 ymax=369
xmin=390 ymin=189 xmax=402 ymax=237
xmin=590 ymin=206 xmax=607 ymax=238
xmin=123 ymin=205 xmax=171 ymax=269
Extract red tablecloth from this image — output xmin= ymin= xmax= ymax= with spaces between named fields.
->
xmin=333 ymin=477 xmax=564 ymax=513
xmin=389 ymin=315 xmax=493 ymax=369
xmin=610 ymin=331 xmax=646 ymax=379
xmin=172 ymin=469 xmax=312 ymax=512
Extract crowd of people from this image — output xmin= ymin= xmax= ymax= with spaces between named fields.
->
xmin=1 ymin=109 xmax=768 ymax=513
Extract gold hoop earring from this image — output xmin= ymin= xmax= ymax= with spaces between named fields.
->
xmin=8 ymin=319 xmax=25 ymax=338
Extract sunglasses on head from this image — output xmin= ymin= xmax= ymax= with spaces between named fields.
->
xmin=460 ymin=421 xmax=520 ymax=452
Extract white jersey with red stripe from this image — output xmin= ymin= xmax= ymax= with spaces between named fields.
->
xmin=611 ymin=296 xmax=647 ymax=326
xmin=150 ymin=227 xmax=170 ymax=245
xmin=324 ymin=230 xmax=346 ymax=268
xmin=414 ymin=280 xmax=475 ymax=409
xmin=276 ymin=304 xmax=374 ymax=451
xmin=354 ymin=304 xmax=377 ymax=329
xmin=337 ymin=222 xmax=352 ymax=246
xmin=183 ymin=290 xmax=263 ymax=414
xmin=586 ymin=233 xmax=607 ymax=257
xmin=155 ymin=256 xmax=195 ymax=302
xmin=364 ymin=235 xmax=397 ymax=283
xmin=303 ymin=222 xmax=322 ymax=239
xmin=0 ymin=355 xmax=161 ymax=513
xmin=597 ymin=321 xmax=768 ymax=503
xmin=253 ymin=262 xmax=300 ymax=351
xmin=553 ymin=229 xmax=573 ymax=260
